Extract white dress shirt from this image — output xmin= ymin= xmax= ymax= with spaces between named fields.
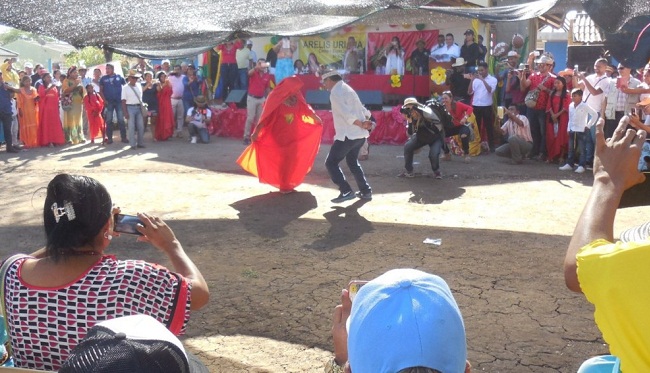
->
xmin=568 ymin=102 xmax=598 ymax=132
xmin=330 ymin=80 xmax=370 ymax=141
xmin=430 ymin=43 xmax=460 ymax=62
xmin=471 ymin=74 xmax=497 ymax=106
xmin=121 ymin=83 xmax=143 ymax=105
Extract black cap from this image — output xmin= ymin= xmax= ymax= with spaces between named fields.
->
xmin=464 ymin=29 xmax=474 ymax=35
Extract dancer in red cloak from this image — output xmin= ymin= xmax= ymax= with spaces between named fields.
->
xmin=237 ymin=76 xmax=322 ymax=193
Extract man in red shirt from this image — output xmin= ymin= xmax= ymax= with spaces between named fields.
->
xmin=243 ymin=59 xmax=272 ymax=145
xmin=213 ymin=39 xmax=243 ymax=100
xmin=519 ymin=53 xmax=556 ymax=160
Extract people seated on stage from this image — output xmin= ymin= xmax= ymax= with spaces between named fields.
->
xmin=431 ymin=33 xmax=460 ymax=63
xmin=324 ymin=268 xmax=470 ymax=373
xmin=374 ymin=56 xmax=387 ymax=75
xmin=294 ymin=59 xmax=306 ymax=75
xmin=2 ymin=173 xmax=209 ymax=371
xmin=564 ymin=118 xmax=649 ymax=373
xmin=307 ymin=53 xmax=321 ymax=75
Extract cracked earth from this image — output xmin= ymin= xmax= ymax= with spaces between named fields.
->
xmin=1 ymin=132 xmax=645 ymax=372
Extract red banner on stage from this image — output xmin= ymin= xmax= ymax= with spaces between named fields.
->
xmin=366 ymin=30 xmax=439 ymax=73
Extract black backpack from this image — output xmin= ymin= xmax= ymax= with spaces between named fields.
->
xmin=424 ymin=99 xmax=455 ymax=134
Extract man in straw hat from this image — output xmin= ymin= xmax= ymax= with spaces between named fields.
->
xmin=321 ymin=69 xmax=373 ymax=202
xmin=121 ymin=69 xmax=146 ymax=150
xmin=446 ymin=57 xmax=471 ymax=104
xmin=185 ymin=95 xmax=211 ymax=144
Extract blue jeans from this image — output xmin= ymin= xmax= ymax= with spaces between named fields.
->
xmin=237 ymin=68 xmax=248 ymax=91
xmin=105 ymin=101 xmax=126 ymax=142
xmin=325 ymin=137 xmax=371 ymax=194
xmin=404 ymin=135 xmax=442 ymax=172
xmin=220 ymin=63 xmax=238 ymax=100
xmin=188 ymin=123 xmax=210 ymax=143
xmin=585 ymin=114 xmax=599 ymax=166
xmin=126 ymin=105 xmax=144 ymax=147
xmin=566 ymin=130 xmax=587 ymax=167
xmin=527 ymin=108 xmax=547 ymax=158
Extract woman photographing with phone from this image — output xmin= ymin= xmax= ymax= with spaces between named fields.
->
xmin=1 ymin=174 xmax=209 ymax=371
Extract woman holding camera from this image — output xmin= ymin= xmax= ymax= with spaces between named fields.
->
xmin=384 ymin=36 xmax=405 ymax=76
xmin=1 ymin=174 xmax=209 ymax=371
xmin=399 ymin=98 xmax=445 ymax=179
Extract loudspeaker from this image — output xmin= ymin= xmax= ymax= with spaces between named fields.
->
xmin=225 ymin=89 xmax=247 ymax=108
xmin=305 ymin=90 xmax=331 ymax=110
xmin=357 ymin=90 xmax=383 ymax=111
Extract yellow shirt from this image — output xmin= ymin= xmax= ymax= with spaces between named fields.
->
xmin=0 ymin=62 xmax=20 ymax=87
xmin=577 ymin=239 xmax=650 ymax=372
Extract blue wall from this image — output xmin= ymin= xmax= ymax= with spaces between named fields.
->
xmin=545 ymin=41 xmax=568 ymax=70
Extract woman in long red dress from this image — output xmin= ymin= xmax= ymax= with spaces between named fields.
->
xmin=38 ymin=72 xmax=65 ymax=147
xmin=545 ymin=76 xmax=570 ymax=163
xmin=155 ymin=71 xmax=174 ymax=141
xmin=16 ymin=76 xmax=39 ymax=148
xmin=82 ymin=84 xmax=105 ymax=144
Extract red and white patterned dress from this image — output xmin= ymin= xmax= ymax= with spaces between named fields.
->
xmin=3 ymin=255 xmax=192 ymax=371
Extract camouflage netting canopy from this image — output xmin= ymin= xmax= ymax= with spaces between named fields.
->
xmin=0 ymin=0 xmax=559 ymax=58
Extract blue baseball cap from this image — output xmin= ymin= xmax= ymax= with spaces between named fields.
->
xmin=347 ymin=269 xmax=467 ymax=373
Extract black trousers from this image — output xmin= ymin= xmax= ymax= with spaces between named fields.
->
xmin=473 ymin=105 xmax=495 ymax=150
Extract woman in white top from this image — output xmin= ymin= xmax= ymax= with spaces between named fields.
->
xmin=384 ymin=36 xmax=405 ymax=76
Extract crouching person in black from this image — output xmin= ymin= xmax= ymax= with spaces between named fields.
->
xmin=398 ymin=97 xmax=445 ymax=179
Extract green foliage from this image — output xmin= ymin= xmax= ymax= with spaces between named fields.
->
xmin=64 ymin=47 xmax=106 ymax=67
xmin=64 ymin=46 xmax=129 ymax=69
xmin=0 ymin=28 xmax=54 ymax=46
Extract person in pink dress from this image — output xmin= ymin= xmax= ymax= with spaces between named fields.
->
xmin=545 ymin=76 xmax=571 ymax=163
xmin=37 ymin=72 xmax=65 ymax=147
xmin=155 ymin=71 xmax=174 ymax=141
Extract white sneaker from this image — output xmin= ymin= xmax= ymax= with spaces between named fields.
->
xmin=559 ymin=164 xmax=573 ymax=171
xmin=575 ymin=166 xmax=585 ymax=174
xmin=190 ymin=136 xmax=197 ymax=144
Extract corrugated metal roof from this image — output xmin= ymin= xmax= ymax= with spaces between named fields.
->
xmin=572 ymin=12 xmax=604 ymax=43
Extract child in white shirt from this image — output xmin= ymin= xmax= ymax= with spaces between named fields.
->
xmin=559 ymin=89 xmax=598 ymax=173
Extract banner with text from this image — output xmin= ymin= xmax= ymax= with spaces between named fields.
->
xmin=298 ymin=33 xmax=367 ymax=71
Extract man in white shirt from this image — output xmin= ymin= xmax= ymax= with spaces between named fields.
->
xmin=246 ymin=40 xmax=257 ymax=66
xmin=121 ymin=70 xmax=146 ymax=150
xmin=430 ymin=33 xmax=460 ymax=63
xmin=495 ymin=105 xmax=532 ymax=164
xmin=167 ymin=65 xmax=185 ymax=137
xmin=573 ymin=57 xmax=609 ymax=168
xmin=321 ymin=70 xmax=373 ymax=202
xmin=343 ymin=36 xmax=360 ymax=74
xmin=468 ymin=61 xmax=498 ymax=151
xmin=559 ymin=89 xmax=598 ymax=173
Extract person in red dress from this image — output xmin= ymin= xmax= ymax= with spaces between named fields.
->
xmin=545 ymin=76 xmax=571 ymax=163
xmin=155 ymin=71 xmax=174 ymax=141
xmin=83 ymin=84 xmax=106 ymax=144
xmin=37 ymin=72 xmax=65 ymax=147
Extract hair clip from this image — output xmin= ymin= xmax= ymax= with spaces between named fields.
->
xmin=51 ymin=201 xmax=76 ymax=223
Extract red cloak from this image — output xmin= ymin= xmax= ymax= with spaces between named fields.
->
xmin=237 ymin=77 xmax=323 ymax=191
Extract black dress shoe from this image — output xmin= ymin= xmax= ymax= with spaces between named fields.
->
xmin=137 ymin=144 xmax=146 ymax=148
xmin=6 ymin=147 xmax=20 ymax=153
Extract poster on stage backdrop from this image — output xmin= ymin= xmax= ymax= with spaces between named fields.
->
xmin=299 ymin=33 xmax=367 ymax=72
xmin=366 ymin=30 xmax=439 ymax=73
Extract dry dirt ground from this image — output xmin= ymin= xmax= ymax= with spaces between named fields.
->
xmin=1 ymin=131 xmax=646 ymax=372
